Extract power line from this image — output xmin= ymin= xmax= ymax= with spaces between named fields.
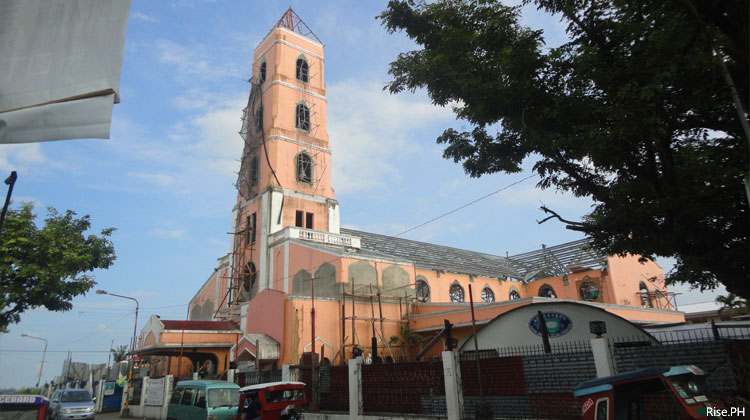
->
xmin=393 ymin=174 xmax=537 ymax=237
xmin=0 ymin=350 xmax=110 ymax=353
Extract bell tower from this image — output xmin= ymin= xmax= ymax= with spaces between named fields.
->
xmin=229 ymin=8 xmax=340 ymax=306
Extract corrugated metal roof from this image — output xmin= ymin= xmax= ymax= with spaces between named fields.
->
xmin=161 ymin=320 xmax=240 ymax=331
xmin=340 ymin=228 xmax=606 ymax=281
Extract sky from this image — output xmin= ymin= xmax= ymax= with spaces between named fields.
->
xmin=0 ymin=0 xmax=727 ymax=389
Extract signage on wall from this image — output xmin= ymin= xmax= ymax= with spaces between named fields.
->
xmin=528 ymin=312 xmax=573 ymax=338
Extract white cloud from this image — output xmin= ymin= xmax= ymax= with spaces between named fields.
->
xmin=157 ymin=40 xmax=242 ymax=81
xmin=130 ymin=172 xmax=174 ymax=188
xmin=132 ymin=12 xmax=159 ymax=23
xmin=327 ymin=80 xmax=454 ymax=194
xmin=0 ymin=143 xmax=45 ymax=172
xmin=151 ymin=227 xmax=186 ymax=239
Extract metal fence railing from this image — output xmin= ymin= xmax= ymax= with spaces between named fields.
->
xmin=459 ymin=341 xmax=594 ymax=420
xmin=361 ymin=360 xmax=446 ymax=417
xmin=239 ymin=370 xmax=281 ymax=387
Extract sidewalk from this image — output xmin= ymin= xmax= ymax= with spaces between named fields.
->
xmin=97 ymin=411 xmax=156 ymax=420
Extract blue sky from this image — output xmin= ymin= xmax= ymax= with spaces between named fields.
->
xmin=0 ymin=0 xmax=725 ymax=389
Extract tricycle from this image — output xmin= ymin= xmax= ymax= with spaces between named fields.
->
xmin=574 ymin=365 xmax=728 ymax=419
xmin=237 ymin=381 xmax=306 ymax=420
xmin=0 ymin=394 xmax=49 ymax=420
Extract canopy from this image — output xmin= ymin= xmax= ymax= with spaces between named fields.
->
xmin=0 ymin=0 xmax=131 ymax=143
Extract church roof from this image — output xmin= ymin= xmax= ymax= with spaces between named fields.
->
xmin=340 ymin=228 xmax=607 ymax=281
xmin=161 ymin=320 xmax=240 ymax=332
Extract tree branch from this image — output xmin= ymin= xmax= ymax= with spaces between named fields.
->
xmin=537 ymin=205 xmax=591 ymax=232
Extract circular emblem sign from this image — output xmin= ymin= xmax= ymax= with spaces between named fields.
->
xmin=528 ymin=312 xmax=573 ymax=338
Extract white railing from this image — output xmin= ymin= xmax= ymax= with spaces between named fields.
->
xmin=273 ymin=226 xmax=361 ymax=249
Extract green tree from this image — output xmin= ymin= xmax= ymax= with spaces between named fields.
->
xmin=379 ymin=0 xmax=749 ymax=296
xmin=389 ymin=323 xmax=425 ymax=361
xmin=0 ymin=203 xmax=116 ymax=332
xmin=716 ymin=293 xmax=749 ymax=316
xmin=111 ymin=345 xmax=128 ymax=363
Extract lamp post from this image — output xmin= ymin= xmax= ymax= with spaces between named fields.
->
xmin=96 ymin=290 xmax=138 ymax=416
xmin=21 ymin=334 xmax=47 ymax=388
xmin=0 ymin=171 xmax=18 ymax=238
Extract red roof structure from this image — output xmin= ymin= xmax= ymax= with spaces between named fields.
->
xmin=266 ymin=7 xmax=321 ymax=44
xmin=161 ymin=320 xmax=239 ymax=331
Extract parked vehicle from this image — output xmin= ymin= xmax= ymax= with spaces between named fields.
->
xmin=167 ymin=380 xmax=240 ymax=420
xmin=47 ymin=389 xmax=95 ymax=420
xmin=0 ymin=394 xmax=49 ymax=420
xmin=574 ymin=365 xmax=727 ymax=419
xmin=237 ymin=381 xmax=306 ymax=420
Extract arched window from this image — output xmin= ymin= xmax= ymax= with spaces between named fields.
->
xmin=296 ymin=152 xmax=312 ymax=184
xmin=249 ymin=155 xmax=259 ymax=186
xmin=509 ymin=288 xmax=520 ymax=300
xmin=259 ymin=61 xmax=266 ymax=84
xmin=416 ymin=279 xmax=429 ymax=302
xmin=538 ymin=284 xmax=557 ymax=298
xmin=579 ymin=277 xmax=600 ymax=301
xmin=449 ymin=283 xmax=465 ymax=303
xmin=296 ymin=57 xmax=309 ymax=82
xmin=639 ymin=281 xmax=652 ymax=307
xmin=481 ymin=287 xmax=495 ymax=303
xmin=255 ymin=104 xmax=263 ymax=133
xmin=295 ymin=103 xmax=310 ymax=131
xmin=239 ymin=262 xmax=256 ymax=301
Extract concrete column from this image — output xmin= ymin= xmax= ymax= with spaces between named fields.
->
xmin=590 ymin=338 xmax=616 ymax=378
xmin=161 ymin=376 xmax=173 ymax=420
xmin=95 ymin=380 xmax=104 ymax=413
xmin=282 ymin=364 xmax=294 ymax=382
xmin=442 ymin=351 xmax=464 ymax=420
xmin=138 ymin=377 xmax=148 ymax=418
xmin=348 ymin=357 xmax=362 ymax=420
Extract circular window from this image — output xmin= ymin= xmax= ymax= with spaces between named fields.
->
xmin=538 ymin=284 xmax=557 ymax=298
xmin=509 ymin=289 xmax=520 ymax=300
xmin=416 ymin=279 xmax=429 ymax=302
xmin=579 ymin=280 xmax=599 ymax=301
xmin=449 ymin=283 xmax=465 ymax=303
xmin=481 ymin=287 xmax=495 ymax=302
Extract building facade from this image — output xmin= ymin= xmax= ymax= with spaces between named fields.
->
xmin=138 ymin=9 xmax=685 ymax=378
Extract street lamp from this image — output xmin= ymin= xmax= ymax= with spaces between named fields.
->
xmin=21 ymin=333 xmax=47 ymax=388
xmin=96 ymin=289 xmax=138 ymax=416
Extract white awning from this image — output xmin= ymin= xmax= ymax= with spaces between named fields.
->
xmin=0 ymin=0 xmax=131 ymax=144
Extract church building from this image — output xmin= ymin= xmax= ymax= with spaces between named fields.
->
xmin=137 ymin=9 xmax=685 ymax=379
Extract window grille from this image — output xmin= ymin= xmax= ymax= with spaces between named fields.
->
xmin=538 ymin=284 xmax=557 ymax=298
xmin=481 ymin=287 xmax=494 ymax=302
xmin=416 ymin=279 xmax=429 ymax=302
xmin=259 ymin=61 xmax=266 ymax=84
xmin=449 ymin=283 xmax=464 ymax=302
xmin=509 ymin=289 xmax=520 ymax=300
xmin=295 ymin=103 xmax=310 ymax=131
xmin=296 ymin=58 xmax=309 ymax=82
xmin=296 ymin=152 xmax=312 ymax=183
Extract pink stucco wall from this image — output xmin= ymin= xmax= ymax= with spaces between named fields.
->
xmin=606 ymin=255 xmax=669 ymax=307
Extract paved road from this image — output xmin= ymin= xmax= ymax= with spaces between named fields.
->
xmin=97 ymin=411 xmax=152 ymax=420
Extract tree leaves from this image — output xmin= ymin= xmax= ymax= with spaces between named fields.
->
xmin=0 ymin=203 xmax=116 ymax=332
xmin=379 ymin=0 xmax=749 ymax=296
